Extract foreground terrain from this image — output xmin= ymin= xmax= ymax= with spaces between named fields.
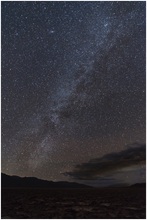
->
xmin=1 ymin=187 xmax=146 ymax=219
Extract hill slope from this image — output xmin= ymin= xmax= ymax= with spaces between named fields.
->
xmin=130 ymin=183 xmax=146 ymax=188
xmin=1 ymin=173 xmax=91 ymax=188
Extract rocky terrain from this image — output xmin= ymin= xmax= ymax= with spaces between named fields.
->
xmin=1 ymin=186 xmax=146 ymax=219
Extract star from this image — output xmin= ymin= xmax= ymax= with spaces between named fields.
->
xmin=1 ymin=1 xmax=145 ymax=186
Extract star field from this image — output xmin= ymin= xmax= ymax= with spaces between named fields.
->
xmin=2 ymin=2 xmax=146 ymax=186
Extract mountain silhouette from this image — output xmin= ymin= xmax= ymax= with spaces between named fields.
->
xmin=1 ymin=173 xmax=91 ymax=188
xmin=130 ymin=183 xmax=146 ymax=188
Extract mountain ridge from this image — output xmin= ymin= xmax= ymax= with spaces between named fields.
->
xmin=1 ymin=173 xmax=91 ymax=188
xmin=130 ymin=182 xmax=146 ymax=188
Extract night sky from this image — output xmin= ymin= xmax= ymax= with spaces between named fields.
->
xmin=2 ymin=1 xmax=146 ymax=187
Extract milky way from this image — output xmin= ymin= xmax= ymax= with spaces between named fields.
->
xmin=2 ymin=2 xmax=146 ymax=186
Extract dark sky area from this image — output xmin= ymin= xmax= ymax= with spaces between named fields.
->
xmin=2 ymin=1 xmax=146 ymax=186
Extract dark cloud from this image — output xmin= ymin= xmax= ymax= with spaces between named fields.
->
xmin=65 ymin=143 xmax=146 ymax=180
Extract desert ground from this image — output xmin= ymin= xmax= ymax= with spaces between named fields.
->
xmin=1 ymin=187 xmax=146 ymax=219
